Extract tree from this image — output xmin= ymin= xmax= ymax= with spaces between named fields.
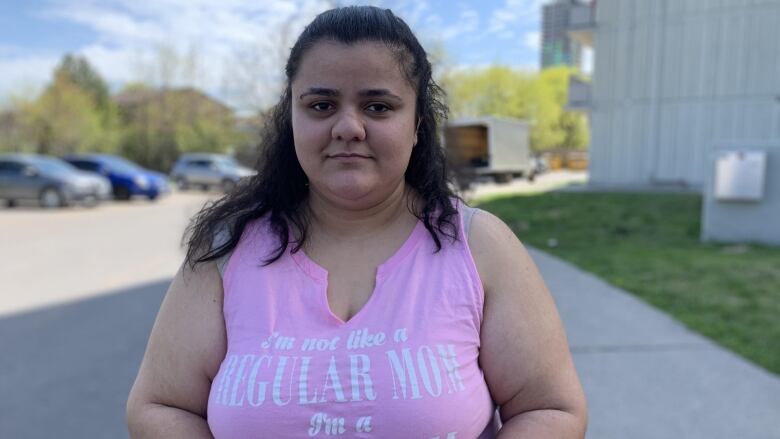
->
xmin=55 ymin=54 xmax=111 ymax=115
xmin=14 ymin=71 xmax=117 ymax=155
xmin=115 ymin=84 xmax=244 ymax=171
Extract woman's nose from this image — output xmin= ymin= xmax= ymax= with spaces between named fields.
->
xmin=331 ymin=110 xmax=366 ymax=142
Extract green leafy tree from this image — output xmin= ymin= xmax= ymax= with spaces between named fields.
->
xmin=116 ymin=84 xmax=243 ymax=171
xmin=16 ymin=72 xmax=115 ymax=155
xmin=56 ymin=54 xmax=111 ymax=114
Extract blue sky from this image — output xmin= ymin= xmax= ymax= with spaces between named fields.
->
xmin=0 ymin=0 xmax=545 ymax=110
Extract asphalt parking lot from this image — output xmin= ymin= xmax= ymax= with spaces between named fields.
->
xmin=0 ymin=190 xmax=214 ymax=317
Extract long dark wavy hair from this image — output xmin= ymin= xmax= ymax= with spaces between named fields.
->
xmin=184 ymin=5 xmax=460 ymax=268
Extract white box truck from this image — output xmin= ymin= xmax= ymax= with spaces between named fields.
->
xmin=444 ymin=117 xmax=534 ymax=184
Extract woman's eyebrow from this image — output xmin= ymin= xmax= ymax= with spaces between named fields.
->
xmin=299 ymin=87 xmax=338 ymax=99
xmin=298 ymin=88 xmax=402 ymax=101
xmin=359 ymin=89 xmax=402 ymax=100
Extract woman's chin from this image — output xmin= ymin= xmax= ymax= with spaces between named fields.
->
xmin=322 ymin=176 xmax=382 ymax=204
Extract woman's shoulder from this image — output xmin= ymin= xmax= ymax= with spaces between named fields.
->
xmin=466 ymin=208 xmax=535 ymax=296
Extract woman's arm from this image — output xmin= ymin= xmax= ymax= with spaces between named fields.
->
xmin=469 ymin=210 xmax=588 ymax=438
xmin=126 ymin=261 xmax=227 ymax=438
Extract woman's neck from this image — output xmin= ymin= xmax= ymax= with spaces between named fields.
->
xmin=305 ymin=183 xmax=415 ymax=240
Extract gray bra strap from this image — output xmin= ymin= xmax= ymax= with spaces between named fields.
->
xmin=213 ymin=226 xmax=232 ymax=278
xmin=216 ymin=252 xmax=232 ymax=278
xmin=462 ymin=205 xmax=478 ymax=237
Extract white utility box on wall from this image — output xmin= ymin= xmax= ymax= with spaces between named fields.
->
xmin=714 ymin=150 xmax=767 ymax=201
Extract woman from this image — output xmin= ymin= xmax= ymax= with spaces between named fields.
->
xmin=127 ymin=6 xmax=587 ymax=438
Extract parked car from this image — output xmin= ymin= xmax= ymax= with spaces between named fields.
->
xmin=0 ymin=154 xmax=112 ymax=208
xmin=170 ymin=153 xmax=256 ymax=192
xmin=63 ymin=154 xmax=170 ymax=201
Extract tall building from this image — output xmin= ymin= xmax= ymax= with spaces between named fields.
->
xmin=541 ymin=0 xmax=591 ymax=69
xmin=568 ymin=0 xmax=780 ymax=245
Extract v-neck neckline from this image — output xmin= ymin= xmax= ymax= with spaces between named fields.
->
xmin=290 ymin=219 xmax=425 ymax=324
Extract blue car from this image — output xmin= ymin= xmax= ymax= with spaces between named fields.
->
xmin=63 ymin=154 xmax=170 ymax=201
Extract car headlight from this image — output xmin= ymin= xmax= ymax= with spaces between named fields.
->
xmin=134 ymin=175 xmax=149 ymax=189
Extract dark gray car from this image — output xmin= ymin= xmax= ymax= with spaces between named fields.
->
xmin=0 ymin=154 xmax=112 ymax=208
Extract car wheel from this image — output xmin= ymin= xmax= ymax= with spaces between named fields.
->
xmin=114 ymin=186 xmax=131 ymax=201
xmin=175 ymin=177 xmax=189 ymax=190
xmin=39 ymin=187 xmax=65 ymax=208
xmin=221 ymin=179 xmax=236 ymax=193
xmin=493 ymin=173 xmax=512 ymax=184
xmin=147 ymin=192 xmax=159 ymax=201
xmin=5 ymin=199 xmax=16 ymax=208
xmin=83 ymin=195 xmax=99 ymax=208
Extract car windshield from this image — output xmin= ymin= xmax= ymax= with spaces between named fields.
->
xmin=215 ymin=157 xmax=239 ymax=169
xmin=33 ymin=157 xmax=79 ymax=175
xmin=103 ymin=156 xmax=142 ymax=174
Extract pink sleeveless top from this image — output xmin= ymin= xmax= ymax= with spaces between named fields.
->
xmin=207 ymin=204 xmax=497 ymax=438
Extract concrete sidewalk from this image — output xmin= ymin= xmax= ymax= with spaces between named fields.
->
xmin=529 ymin=248 xmax=780 ymax=439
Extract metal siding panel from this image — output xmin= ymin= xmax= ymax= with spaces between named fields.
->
xmin=588 ymin=109 xmax=606 ymax=182
xmin=691 ymin=16 xmax=707 ymax=98
xmin=627 ymin=106 xmax=645 ymax=182
xmin=680 ymin=18 xmax=695 ymax=99
xmin=723 ymin=14 xmax=743 ymax=96
xmin=615 ymin=26 xmax=629 ymax=105
xmin=598 ymin=0 xmax=619 ymax=24
xmin=677 ymin=103 xmax=697 ymax=182
xmin=615 ymin=106 xmax=628 ymax=183
xmin=756 ymin=9 xmax=776 ymax=95
xmin=621 ymin=106 xmax=636 ymax=183
xmin=656 ymin=103 xmax=675 ymax=180
xmin=661 ymin=23 xmax=679 ymax=99
xmin=593 ymin=109 xmax=613 ymax=183
xmin=745 ymin=8 xmax=762 ymax=95
xmin=773 ymin=100 xmax=780 ymax=142
xmin=713 ymin=100 xmax=736 ymax=142
xmin=748 ymin=100 xmax=773 ymax=141
xmin=608 ymin=107 xmax=621 ymax=182
xmin=774 ymin=5 xmax=780 ymax=94
xmin=735 ymin=10 xmax=749 ymax=97
xmin=715 ymin=13 xmax=730 ymax=97
xmin=692 ymin=103 xmax=710 ymax=182
xmin=635 ymin=0 xmax=650 ymax=19
xmin=639 ymin=106 xmax=656 ymax=181
xmin=593 ymin=30 xmax=614 ymax=104
xmin=702 ymin=13 xmax=721 ymax=98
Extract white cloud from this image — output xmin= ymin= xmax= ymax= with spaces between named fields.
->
xmin=523 ymin=30 xmax=540 ymax=50
xmin=438 ymin=7 xmax=479 ymax=41
xmin=0 ymin=53 xmax=60 ymax=104
xmin=487 ymin=0 xmax=543 ymax=35
xmin=20 ymin=0 xmax=335 ymax=111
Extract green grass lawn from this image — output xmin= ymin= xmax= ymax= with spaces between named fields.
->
xmin=475 ymin=191 xmax=780 ymax=375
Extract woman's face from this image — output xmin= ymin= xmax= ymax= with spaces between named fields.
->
xmin=291 ymin=40 xmax=418 ymax=208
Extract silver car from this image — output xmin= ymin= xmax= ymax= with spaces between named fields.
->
xmin=170 ymin=153 xmax=256 ymax=192
xmin=0 ymin=154 xmax=112 ymax=208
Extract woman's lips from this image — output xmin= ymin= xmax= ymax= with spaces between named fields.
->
xmin=328 ymin=153 xmax=371 ymax=159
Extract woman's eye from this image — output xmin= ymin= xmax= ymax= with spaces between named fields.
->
xmin=366 ymin=103 xmax=390 ymax=113
xmin=310 ymin=102 xmax=333 ymax=112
